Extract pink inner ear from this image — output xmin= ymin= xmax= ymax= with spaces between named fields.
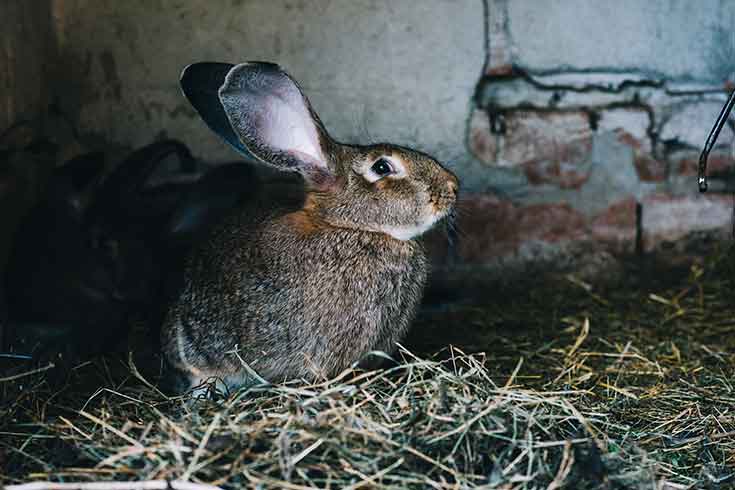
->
xmin=260 ymin=93 xmax=326 ymax=167
xmin=220 ymin=63 xmax=332 ymax=173
xmin=287 ymin=149 xmax=326 ymax=169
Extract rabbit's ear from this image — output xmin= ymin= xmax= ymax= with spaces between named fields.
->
xmin=218 ymin=62 xmax=333 ymax=180
xmin=180 ymin=63 xmax=257 ymax=160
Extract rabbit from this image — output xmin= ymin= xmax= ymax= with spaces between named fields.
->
xmin=5 ymin=151 xmax=157 ymax=356
xmin=85 ymin=139 xmax=201 ymax=240
xmin=161 ymin=61 xmax=458 ymax=393
xmin=5 ymin=139 xmax=200 ymax=358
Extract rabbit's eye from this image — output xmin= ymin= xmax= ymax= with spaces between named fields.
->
xmin=371 ymin=158 xmax=393 ymax=177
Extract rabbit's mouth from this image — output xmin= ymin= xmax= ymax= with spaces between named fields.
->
xmin=381 ymin=205 xmax=453 ymax=241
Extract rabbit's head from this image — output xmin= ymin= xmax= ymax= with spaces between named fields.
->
xmin=187 ymin=62 xmax=458 ymax=240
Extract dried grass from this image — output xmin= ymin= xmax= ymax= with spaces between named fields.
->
xmin=2 ymin=243 xmax=735 ymax=489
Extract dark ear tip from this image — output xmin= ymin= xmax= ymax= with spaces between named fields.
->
xmin=225 ymin=61 xmax=292 ymax=81
xmin=179 ymin=62 xmax=235 ymax=91
xmin=179 ymin=62 xmax=200 ymax=84
xmin=247 ymin=61 xmax=281 ymax=70
xmin=178 ymin=61 xmax=255 ymax=159
xmin=179 ymin=63 xmax=196 ymax=84
xmin=180 ymin=61 xmax=289 ymax=95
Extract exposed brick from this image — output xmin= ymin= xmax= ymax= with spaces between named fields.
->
xmin=469 ymin=109 xmax=594 ymax=171
xmin=516 ymin=202 xmax=588 ymax=242
xmin=470 ymin=108 xmax=596 ymax=191
xmin=670 ymin=149 xmax=733 ymax=177
xmin=463 ymin=56 xmax=735 ymax=278
xmin=595 ymin=107 xmax=663 ymax=182
xmin=452 ymin=194 xmax=589 ymax=264
xmin=598 ymin=107 xmax=651 ymax=152
xmin=641 ymin=193 xmax=732 ymax=250
xmin=503 ymin=110 xmax=593 ymax=166
xmin=467 ymin=108 xmax=497 ymax=165
xmin=523 ymin=159 xmax=590 ymax=189
xmin=455 ymin=194 xmax=517 ymax=261
xmin=660 ymin=101 xmax=735 ymax=149
xmin=433 ymin=191 xmax=732 ymax=272
xmin=486 ymin=64 xmax=514 ymax=77
xmin=590 ymin=197 xmax=637 ymax=248
xmin=633 ymin=155 xmax=667 ymax=182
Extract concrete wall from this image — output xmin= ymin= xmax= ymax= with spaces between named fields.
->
xmin=507 ymin=1 xmax=735 ymax=80
xmin=50 ymin=0 xmax=485 ymax=170
xmin=0 ymin=1 xmax=53 ymax=133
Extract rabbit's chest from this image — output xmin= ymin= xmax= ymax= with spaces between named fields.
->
xmin=261 ymin=231 xmax=427 ymax=370
xmin=257 ymin=229 xmax=427 ymax=325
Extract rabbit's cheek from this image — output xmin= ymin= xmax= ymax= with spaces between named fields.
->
xmin=429 ymin=191 xmax=457 ymax=216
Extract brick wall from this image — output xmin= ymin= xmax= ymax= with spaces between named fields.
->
xmin=454 ymin=0 xmax=735 ymax=276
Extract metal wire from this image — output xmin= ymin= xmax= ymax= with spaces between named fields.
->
xmin=698 ymin=87 xmax=735 ymax=192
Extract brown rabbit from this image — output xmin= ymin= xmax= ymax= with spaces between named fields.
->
xmin=161 ymin=62 xmax=458 ymax=393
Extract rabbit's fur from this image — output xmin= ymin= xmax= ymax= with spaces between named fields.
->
xmin=161 ymin=62 xmax=458 ymax=392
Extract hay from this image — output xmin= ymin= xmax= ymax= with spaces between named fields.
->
xmin=2 ymin=242 xmax=735 ymax=489
xmin=1 ymin=348 xmax=625 ymax=489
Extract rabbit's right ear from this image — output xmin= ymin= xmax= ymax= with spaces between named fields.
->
xmin=218 ymin=62 xmax=335 ymax=185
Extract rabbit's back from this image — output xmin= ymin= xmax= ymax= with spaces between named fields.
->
xmin=162 ymin=206 xmax=427 ymax=389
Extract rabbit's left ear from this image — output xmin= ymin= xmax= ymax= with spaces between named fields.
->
xmin=180 ymin=62 xmax=255 ymax=160
xmin=218 ymin=62 xmax=334 ymax=181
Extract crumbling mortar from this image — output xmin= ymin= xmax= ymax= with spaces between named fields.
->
xmin=482 ymin=66 xmax=663 ymax=96
xmin=475 ymin=66 xmax=735 ymax=188
xmin=484 ymin=101 xmax=657 ymax=158
xmin=479 ymin=67 xmax=731 ymax=112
